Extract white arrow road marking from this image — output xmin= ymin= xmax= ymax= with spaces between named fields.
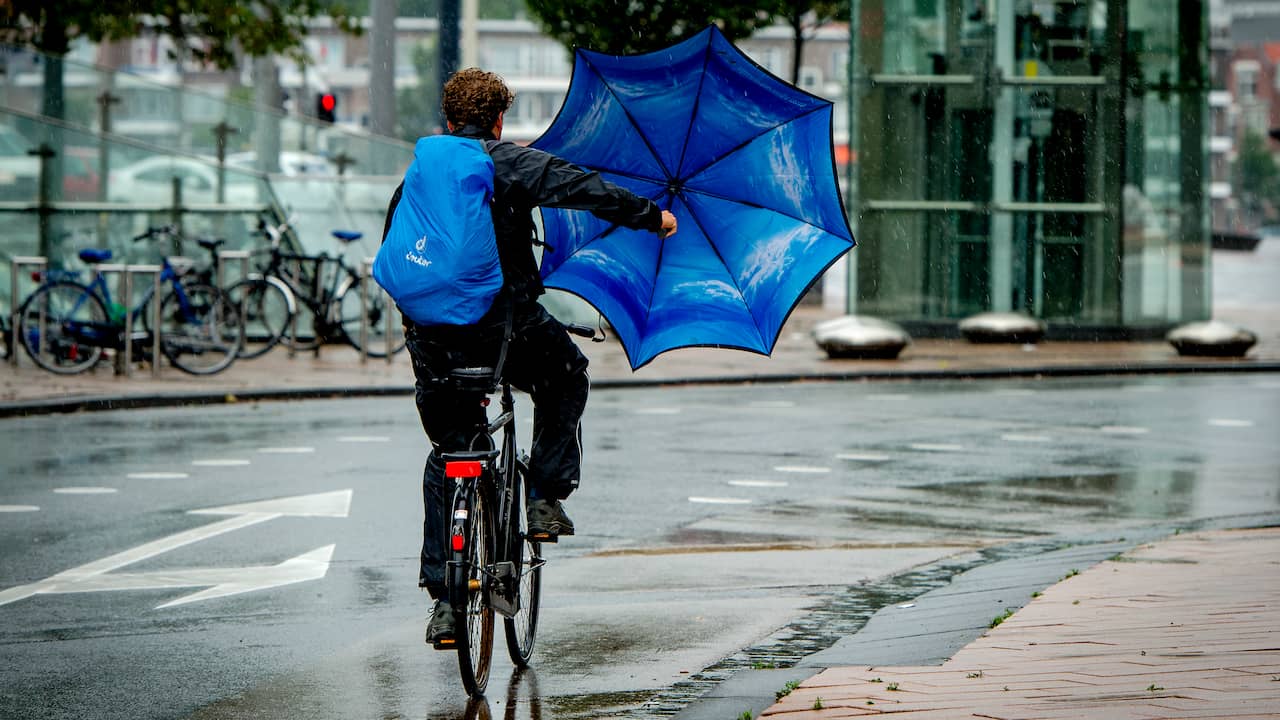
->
xmin=0 ymin=489 xmax=351 ymax=608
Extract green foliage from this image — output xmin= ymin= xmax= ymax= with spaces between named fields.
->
xmin=1238 ymin=131 xmax=1280 ymax=219
xmin=775 ymin=680 xmax=801 ymax=700
xmin=737 ymin=712 xmax=753 ymax=720
xmin=989 ymin=607 xmax=1016 ymax=628
xmin=886 ymin=682 xmax=900 ymax=691
xmin=397 ymin=40 xmax=443 ymax=140
xmin=524 ymin=0 xmax=779 ymax=55
xmin=2 ymin=0 xmax=362 ymax=66
xmin=812 ymin=697 xmax=824 ymax=710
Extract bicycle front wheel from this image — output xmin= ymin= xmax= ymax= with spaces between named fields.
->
xmin=17 ymin=281 xmax=108 ymax=374
xmin=336 ymin=278 xmax=406 ymax=358
xmin=225 ymin=277 xmax=293 ymax=359
xmin=504 ymin=464 xmax=541 ymax=667
xmin=451 ymin=484 xmax=494 ymax=696
xmin=158 ymin=283 xmax=242 ymax=375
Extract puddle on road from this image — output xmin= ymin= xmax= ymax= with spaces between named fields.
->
xmin=918 ymin=470 xmax=1201 ymax=520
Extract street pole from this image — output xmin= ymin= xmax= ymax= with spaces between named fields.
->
xmin=438 ymin=0 xmax=460 ymax=130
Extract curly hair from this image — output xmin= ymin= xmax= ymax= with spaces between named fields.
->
xmin=442 ymin=68 xmax=515 ymax=129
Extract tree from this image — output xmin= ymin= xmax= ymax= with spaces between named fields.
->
xmin=2 ymin=1 xmax=361 ymax=71
xmin=524 ymin=0 xmax=779 ymax=56
xmin=397 ymin=40 xmax=442 ymax=140
xmin=774 ymin=0 xmax=848 ymax=86
xmin=1237 ymin=131 xmax=1280 ymax=223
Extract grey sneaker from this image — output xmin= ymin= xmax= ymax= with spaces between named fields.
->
xmin=527 ymin=498 xmax=575 ymax=542
xmin=426 ymin=599 xmax=456 ymax=649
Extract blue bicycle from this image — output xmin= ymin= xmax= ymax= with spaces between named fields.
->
xmin=16 ymin=227 xmax=244 ymax=375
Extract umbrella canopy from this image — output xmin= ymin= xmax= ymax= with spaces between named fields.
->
xmin=532 ymin=25 xmax=855 ymax=369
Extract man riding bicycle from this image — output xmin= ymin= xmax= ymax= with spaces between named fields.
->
xmin=384 ymin=68 xmax=678 ymax=646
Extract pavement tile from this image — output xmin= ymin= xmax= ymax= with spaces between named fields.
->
xmin=756 ymin=528 xmax=1280 ymax=720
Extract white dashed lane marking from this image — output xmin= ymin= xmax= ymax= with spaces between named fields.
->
xmin=909 ymin=443 xmax=965 ymax=452
xmin=727 ymin=480 xmax=789 ymax=488
xmin=688 ymin=496 xmax=752 ymax=505
xmin=1002 ymin=433 xmax=1052 ymax=443
xmin=53 ymin=487 xmax=118 ymax=495
xmin=126 ymin=472 xmax=190 ymax=480
xmin=191 ymin=459 xmax=251 ymax=467
xmin=1208 ymin=418 xmax=1255 ymax=428
xmin=774 ymin=465 xmax=832 ymax=474
xmin=635 ymin=407 xmax=682 ymax=415
xmin=0 ymin=505 xmax=40 ymax=513
xmin=1099 ymin=425 xmax=1149 ymax=435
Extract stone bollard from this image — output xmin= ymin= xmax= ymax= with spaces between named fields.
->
xmin=812 ymin=315 xmax=911 ymax=359
xmin=1167 ymin=321 xmax=1257 ymax=358
xmin=959 ymin=312 xmax=1046 ymax=344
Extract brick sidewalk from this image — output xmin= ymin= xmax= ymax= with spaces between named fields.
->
xmin=765 ymin=527 xmax=1280 ymax=719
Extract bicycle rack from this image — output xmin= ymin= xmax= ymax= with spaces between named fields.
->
xmin=359 ymin=257 xmax=393 ymax=365
xmin=217 ymin=250 xmax=251 ymax=350
xmin=8 ymin=256 xmax=48 ymax=367
xmin=113 ymin=265 xmax=163 ymax=379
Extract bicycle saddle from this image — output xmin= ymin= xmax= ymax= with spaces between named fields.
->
xmin=331 ymin=230 xmax=363 ymax=243
xmin=195 ymin=236 xmax=226 ymax=252
xmin=447 ymin=366 xmax=498 ymax=392
xmin=78 ymin=249 xmax=112 ymax=264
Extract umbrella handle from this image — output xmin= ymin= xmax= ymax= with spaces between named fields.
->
xmin=565 ymin=322 xmax=605 ymax=343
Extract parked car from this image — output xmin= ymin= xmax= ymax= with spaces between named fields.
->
xmin=0 ymin=124 xmax=39 ymax=201
xmin=62 ymin=146 xmax=100 ymax=201
xmin=107 ymin=155 xmax=262 ymax=206
xmin=225 ymin=151 xmax=336 ymax=177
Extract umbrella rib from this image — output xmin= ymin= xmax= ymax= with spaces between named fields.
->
xmin=679 ymin=104 xmax=829 ymax=181
xmin=673 ymin=35 xmax=714 ymax=184
xmin=680 ymin=185 xmax=848 ymax=240
xmin=675 ymin=196 xmax=769 ymax=351
xmin=581 ymin=55 xmax=673 ymax=182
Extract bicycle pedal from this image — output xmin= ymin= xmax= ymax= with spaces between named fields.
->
xmin=431 ymin=637 xmax=458 ymax=651
xmin=528 ymin=531 xmax=558 ymax=543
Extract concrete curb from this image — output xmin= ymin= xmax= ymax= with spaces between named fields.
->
xmin=4 ymin=360 xmax=1280 ymax=418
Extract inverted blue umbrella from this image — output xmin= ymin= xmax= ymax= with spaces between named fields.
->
xmin=532 ymin=25 xmax=855 ymax=369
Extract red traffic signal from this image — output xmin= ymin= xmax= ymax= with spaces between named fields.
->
xmin=316 ymin=92 xmax=337 ymax=123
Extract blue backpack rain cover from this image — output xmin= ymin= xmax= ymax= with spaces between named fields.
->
xmin=374 ymin=135 xmax=502 ymax=326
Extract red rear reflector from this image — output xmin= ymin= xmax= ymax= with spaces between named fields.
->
xmin=451 ymin=534 xmax=464 ymax=551
xmin=445 ymin=461 xmax=483 ymax=478
xmin=30 ymin=271 xmax=42 ymax=281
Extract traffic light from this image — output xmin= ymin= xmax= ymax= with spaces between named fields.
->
xmin=316 ymin=92 xmax=337 ymax=123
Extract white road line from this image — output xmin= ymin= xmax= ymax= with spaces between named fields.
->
xmin=337 ymin=436 xmax=391 ymax=443
xmin=635 ymin=407 xmax=682 ymax=415
xmin=192 ymin=459 xmax=251 ymax=467
xmin=1099 ymin=425 xmax=1150 ymax=435
xmin=53 ymin=487 xmax=118 ymax=495
xmin=909 ymin=443 xmax=965 ymax=452
xmin=256 ymin=447 xmax=316 ymax=454
xmin=1208 ymin=418 xmax=1255 ymax=428
xmin=1002 ymin=433 xmax=1052 ymax=443
xmin=774 ymin=465 xmax=832 ymax=474
xmin=727 ymin=479 xmax=789 ymax=488
xmin=127 ymin=472 xmax=190 ymax=480
xmin=688 ymin=496 xmax=752 ymax=505
xmin=0 ymin=505 xmax=40 ymax=513
xmin=836 ymin=452 xmax=891 ymax=462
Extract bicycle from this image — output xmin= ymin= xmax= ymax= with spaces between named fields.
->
xmin=228 ymin=217 xmax=405 ymax=359
xmin=15 ymin=228 xmax=244 ymax=375
xmin=435 ymin=309 xmax=597 ymax=696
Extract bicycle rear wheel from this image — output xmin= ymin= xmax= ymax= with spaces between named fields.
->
xmin=225 ymin=277 xmax=293 ymax=359
xmin=336 ymin=279 xmax=406 ymax=357
xmin=504 ymin=464 xmax=541 ymax=667
xmin=17 ymin=281 xmax=108 ymax=374
xmin=158 ymin=283 xmax=242 ymax=375
xmin=450 ymin=483 xmax=494 ymax=696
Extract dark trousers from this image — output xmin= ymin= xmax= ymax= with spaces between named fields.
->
xmin=405 ymin=302 xmax=589 ymax=598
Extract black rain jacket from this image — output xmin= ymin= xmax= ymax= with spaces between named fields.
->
xmin=382 ymin=124 xmax=663 ymax=319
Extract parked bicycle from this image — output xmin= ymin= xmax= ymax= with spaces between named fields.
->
xmin=435 ymin=309 xmax=597 ymax=696
xmin=15 ymin=227 xmax=244 ymax=375
xmin=227 ymin=217 xmax=405 ymax=358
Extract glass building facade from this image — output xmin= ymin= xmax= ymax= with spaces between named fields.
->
xmin=849 ymin=0 xmax=1210 ymax=335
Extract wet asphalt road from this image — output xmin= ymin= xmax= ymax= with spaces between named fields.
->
xmin=1 ymin=373 xmax=1278 ymax=719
